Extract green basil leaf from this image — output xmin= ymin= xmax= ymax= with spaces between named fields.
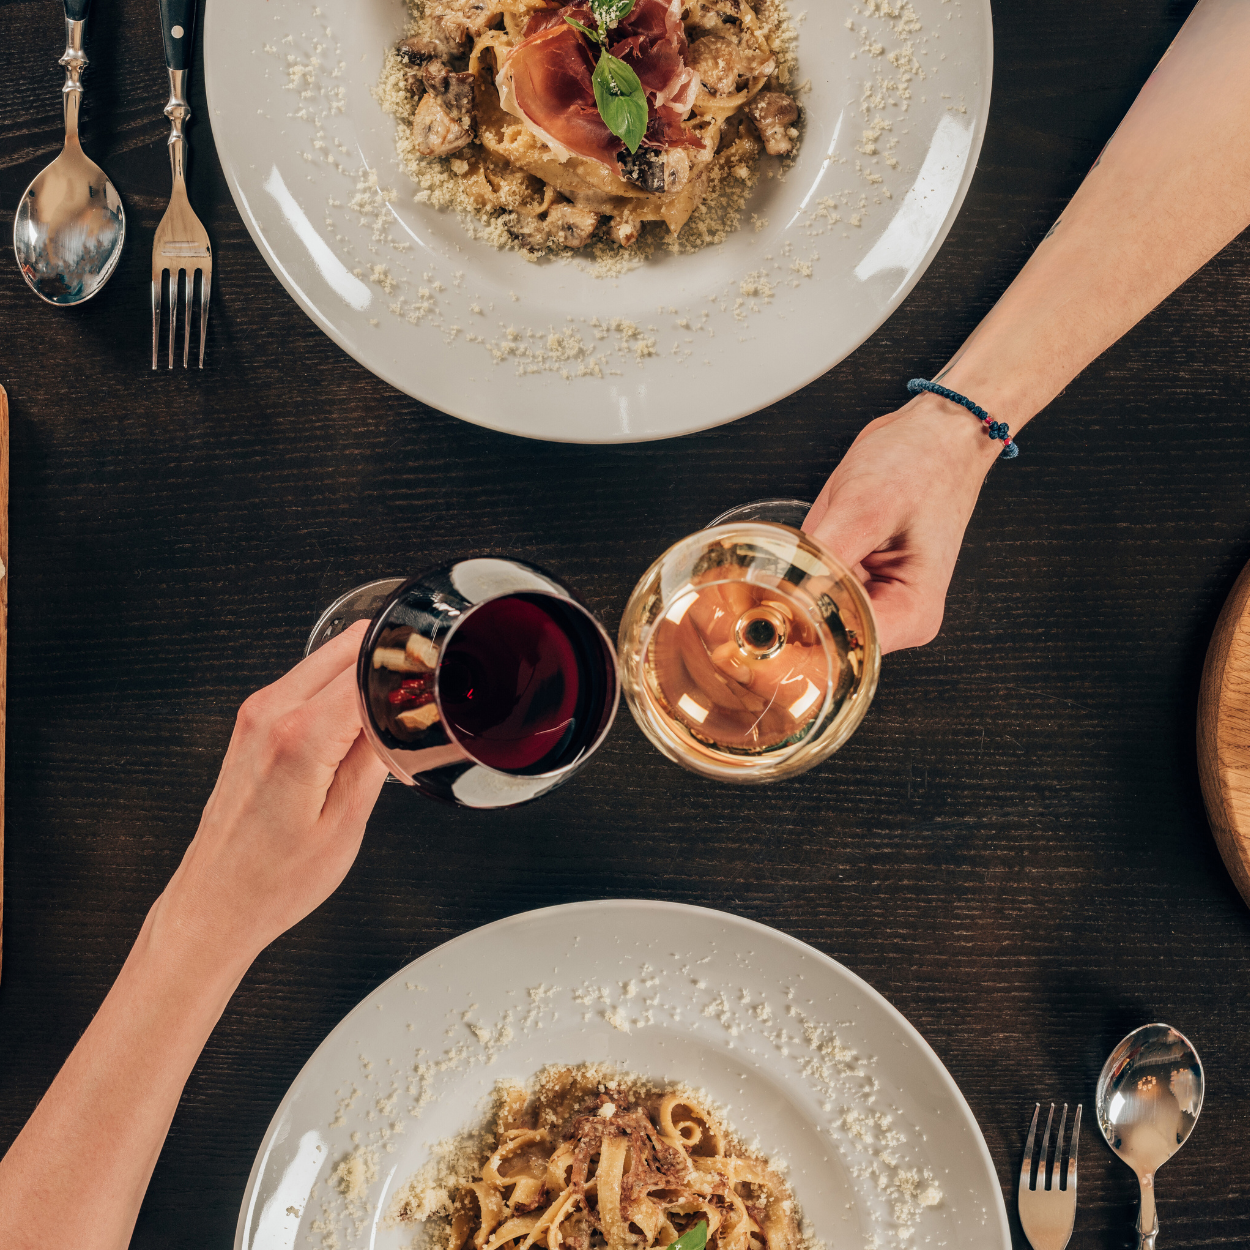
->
xmin=563 ymin=14 xmax=600 ymax=42
xmin=599 ymin=51 xmax=643 ymax=98
xmin=666 ymin=1223 xmax=709 ymax=1250
xmin=591 ymin=0 xmax=635 ymax=31
xmin=592 ymin=52 xmax=648 ymax=153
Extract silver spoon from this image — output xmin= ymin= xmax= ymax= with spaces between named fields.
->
xmin=13 ymin=0 xmax=125 ymax=305
xmin=1096 ymin=1023 xmax=1204 ymax=1250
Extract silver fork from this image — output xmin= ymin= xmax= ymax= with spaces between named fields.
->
xmin=1019 ymin=1102 xmax=1082 ymax=1250
xmin=152 ymin=0 xmax=210 ymax=368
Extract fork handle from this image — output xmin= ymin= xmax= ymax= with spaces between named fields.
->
xmin=64 ymin=0 xmax=91 ymax=19
xmin=159 ymin=0 xmax=196 ymax=183
xmin=158 ymin=0 xmax=197 ymax=71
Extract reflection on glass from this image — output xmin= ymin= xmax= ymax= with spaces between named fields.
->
xmin=619 ymin=501 xmax=879 ymax=783
xmin=307 ymin=560 xmax=618 ymax=809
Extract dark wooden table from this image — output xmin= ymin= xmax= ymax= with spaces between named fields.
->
xmin=3 ymin=1 xmax=1249 ymax=1246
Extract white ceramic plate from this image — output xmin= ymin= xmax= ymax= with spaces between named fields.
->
xmin=234 ymin=901 xmax=1009 ymax=1250
xmin=203 ymin=0 xmax=991 ymax=443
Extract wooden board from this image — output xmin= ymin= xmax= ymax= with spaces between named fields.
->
xmin=1198 ymin=556 xmax=1250 ymax=910
xmin=0 ymin=385 xmax=6 ymax=979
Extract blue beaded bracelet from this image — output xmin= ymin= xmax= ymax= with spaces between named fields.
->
xmin=907 ymin=378 xmax=1020 ymax=460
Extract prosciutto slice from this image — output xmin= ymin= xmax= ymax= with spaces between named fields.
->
xmin=497 ymin=0 xmax=701 ymax=169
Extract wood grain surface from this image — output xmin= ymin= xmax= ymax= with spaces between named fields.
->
xmin=2 ymin=2 xmax=1250 ymax=1248
xmin=1198 ymin=560 xmax=1250 ymax=908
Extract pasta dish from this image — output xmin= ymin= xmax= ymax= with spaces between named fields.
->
xmin=378 ymin=0 xmax=801 ymax=255
xmin=388 ymin=1067 xmax=802 ymax=1250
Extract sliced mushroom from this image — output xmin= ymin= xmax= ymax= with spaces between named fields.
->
xmin=507 ymin=215 xmax=552 ymax=251
xmin=684 ymin=0 xmax=743 ymax=34
xmin=506 ymin=203 xmax=601 ymax=251
xmin=744 ymin=91 xmax=799 ymax=156
xmin=397 ymin=34 xmax=454 ymax=67
xmin=618 ymin=146 xmax=692 ymax=195
xmin=420 ymin=59 xmax=475 ymax=130
xmin=608 ymin=216 xmax=641 ymax=247
xmin=399 ymin=34 xmax=460 ymax=97
xmin=545 ymin=203 xmax=601 ymax=248
xmin=431 ymin=0 xmax=503 ymax=45
xmin=687 ymin=34 xmax=775 ymax=96
xmin=716 ymin=113 xmax=743 ymax=152
xmin=412 ymin=93 xmax=473 ymax=157
xmin=686 ymin=36 xmax=741 ymax=96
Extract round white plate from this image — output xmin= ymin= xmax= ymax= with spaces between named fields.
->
xmin=234 ymin=901 xmax=1009 ymax=1250
xmin=204 ymin=0 xmax=992 ymax=443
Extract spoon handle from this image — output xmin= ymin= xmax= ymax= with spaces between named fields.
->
xmin=1137 ymin=1176 xmax=1159 ymax=1250
xmin=58 ymin=0 xmax=90 ymax=141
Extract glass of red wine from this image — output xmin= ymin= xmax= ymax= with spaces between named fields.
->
xmin=305 ymin=560 xmax=618 ymax=808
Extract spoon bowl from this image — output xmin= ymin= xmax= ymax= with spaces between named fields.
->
xmin=14 ymin=143 xmax=124 ymax=305
xmin=12 ymin=2 xmax=125 ymax=306
xmin=1096 ymin=1023 xmax=1204 ymax=1250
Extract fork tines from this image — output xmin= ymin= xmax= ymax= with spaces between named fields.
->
xmin=1022 ymin=1101 xmax=1082 ymax=1191
xmin=1019 ymin=1102 xmax=1082 ymax=1250
xmin=152 ymin=253 xmax=211 ymax=370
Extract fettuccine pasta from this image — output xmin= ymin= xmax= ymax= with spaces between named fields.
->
xmin=389 ymin=1067 xmax=801 ymax=1250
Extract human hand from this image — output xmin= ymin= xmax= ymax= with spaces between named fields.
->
xmin=152 ymin=620 xmax=389 ymax=964
xmin=804 ymin=391 xmax=1002 ymax=654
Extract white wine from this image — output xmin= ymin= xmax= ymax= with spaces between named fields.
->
xmin=619 ymin=521 xmax=878 ymax=783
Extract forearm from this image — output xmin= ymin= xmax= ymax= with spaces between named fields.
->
xmin=937 ymin=0 xmax=1250 ymax=432
xmin=0 ymin=891 xmax=253 ymax=1250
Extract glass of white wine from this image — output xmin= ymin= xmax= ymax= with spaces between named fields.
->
xmin=618 ymin=500 xmax=880 ymax=783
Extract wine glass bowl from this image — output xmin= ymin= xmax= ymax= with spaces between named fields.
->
xmin=311 ymin=560 xmax=618 ymax=809
xmin=618 ymin=522 xmax=879 ymax=783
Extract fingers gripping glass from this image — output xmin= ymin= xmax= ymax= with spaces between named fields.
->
xmin=306 ymin=560 xmax=619 ymax=809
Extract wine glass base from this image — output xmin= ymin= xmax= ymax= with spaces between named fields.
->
xmin=305 ymin=578 xmax=408 ymax=784
xmin=304 ymin=578 xmax=407 ymax=659
xmin=706 ymin=498 xmax=812 ymax=531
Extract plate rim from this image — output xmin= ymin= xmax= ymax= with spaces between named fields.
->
xmin=233 ymin=897 xmax=1011 ymax=1249
xmin=203 ymin=2 xmax=995 ymax=445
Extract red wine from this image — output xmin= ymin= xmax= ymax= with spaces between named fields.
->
xmin=438 ymin=594 xmax=614 ymax=774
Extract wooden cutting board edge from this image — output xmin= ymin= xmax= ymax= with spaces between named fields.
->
xmin=1198 ymin=554 xmax=1250 ymax=910
xmin=0 ymin=385 xmax=7 ymax=982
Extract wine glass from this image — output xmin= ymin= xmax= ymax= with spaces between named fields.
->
xmin=617 ymin=499 xmax=880 ymax=783
xmin=305 ymin=559 xmax=618 ymax=809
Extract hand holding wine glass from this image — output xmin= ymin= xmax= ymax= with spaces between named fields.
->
xmin=0 ymin=622 xmax=388 ymax=1250
xmin=802 ymin=394 xmax=999 ymax=656
xmin=160 ymin=618 xmax=390 ymax=961
xmin=804 ymin=0 xmax=1250 ymax=654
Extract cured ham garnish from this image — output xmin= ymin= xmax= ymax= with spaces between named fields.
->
xmin=497 ymin=0 xmax=702 ymax=170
